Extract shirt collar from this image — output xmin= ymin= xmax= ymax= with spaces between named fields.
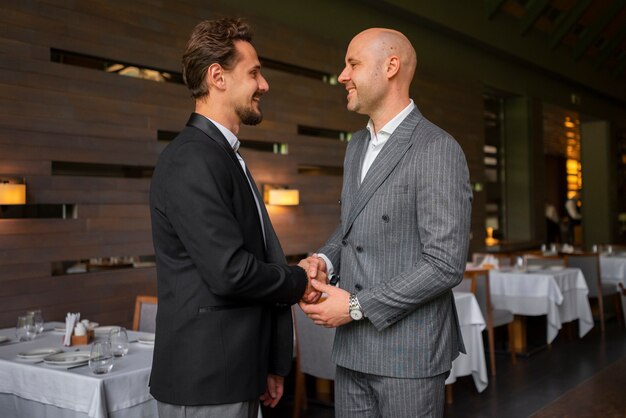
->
xmin=366 ymin=99 xmax=415 ymax=146
xmin=202 ymin=115 xmax=240 ymax=152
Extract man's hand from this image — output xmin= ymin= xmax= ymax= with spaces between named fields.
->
xmin=260 ymin=374 xmax=284 ymax=408
xmin=299 ymin=279 xmax=352 ymax=328
xmin=298 ymin=255 xmax=329 ymax=304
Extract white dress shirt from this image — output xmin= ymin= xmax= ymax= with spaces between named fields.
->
xmin=204 ymin=116 xmax=266 ymax=244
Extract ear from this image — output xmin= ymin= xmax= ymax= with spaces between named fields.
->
xmin=207 ymin=63 xmax=225 ymax=89
xmin=386 ymin=56 xmax=400 ymax=79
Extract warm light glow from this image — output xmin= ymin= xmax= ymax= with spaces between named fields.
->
xmin=485 ymin=226 xmax=499 ymax=246
xmin=268 ymin=189 xmax=299 ymax=206
xmin=263 ymin=186 xmax=299 ymax=206
xmin=0 ymin=183 xmax=26 ymax=205
xmin=566 ymin=159 xmax=579 ymax=173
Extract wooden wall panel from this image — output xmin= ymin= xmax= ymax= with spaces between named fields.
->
xmin=0 ymin=0 xmax=487 ymax=328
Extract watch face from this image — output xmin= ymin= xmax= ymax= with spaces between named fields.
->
xmin=350 ymin=309 xmax=363 ymax=320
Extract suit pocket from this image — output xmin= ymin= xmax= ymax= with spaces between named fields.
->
xmin=198 ymin=304 xmax=256 ymax=313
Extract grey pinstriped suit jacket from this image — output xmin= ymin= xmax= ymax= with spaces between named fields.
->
xmin=319 ymin=106 xmax=472 ymax=378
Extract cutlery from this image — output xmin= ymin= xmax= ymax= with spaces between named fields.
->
xmin=67 ymin=363 xmax=89 ymax=370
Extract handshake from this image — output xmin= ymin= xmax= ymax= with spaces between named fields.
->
xmin=296 ymin=254 xmax=352 ymax=328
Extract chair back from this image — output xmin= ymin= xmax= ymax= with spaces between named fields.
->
xmin=523 ymin=255 xmax=565 ymax=268
xmin=462 ymin=270 xmax=490 ymax=321
xmin=472 ymin=253 xmax=512 ymax=267
xmin=293 ymin=305 xmax=336 ymax=380
xmin=565 ymin=254 xmax=602 ymax=298
xmin=133 ymin=295 xmax=157 ymax=332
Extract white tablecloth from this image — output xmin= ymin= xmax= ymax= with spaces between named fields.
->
xmin=600 ymin=255 xmax=626 ymax=286
xmin=489 ymin=268 xmax=594 ymax=344
xmin=445 ymin=292 xmax=488 ymax=392
xmin=0 ymin=322 xmax=156 ymax=418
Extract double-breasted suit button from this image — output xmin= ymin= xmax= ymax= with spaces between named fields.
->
xmin=356 ymin=246 xmax=363 ymax=253
xmin=355 ymin=283 xmax=363 ymax=291
xmin=382 ymin=214 xmax=390 ymax=222
xmin=342 ymin=239 xmax=347 ymax=246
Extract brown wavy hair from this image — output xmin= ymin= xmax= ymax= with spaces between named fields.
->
xmin=182 ymin=18 xmax=253 ymax=99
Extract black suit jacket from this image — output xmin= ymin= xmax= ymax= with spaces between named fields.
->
xmin=149 ymin=113 xmax=307 ymax=405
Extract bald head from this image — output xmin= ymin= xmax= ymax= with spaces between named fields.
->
xmin=352 ymin=28 xmax=417 ymax=85
xmin=338 ymin=27 xmax=416 ymax=125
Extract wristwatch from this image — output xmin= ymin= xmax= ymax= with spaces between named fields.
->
xmin=349 ymin=294 xmax=364 ymax=321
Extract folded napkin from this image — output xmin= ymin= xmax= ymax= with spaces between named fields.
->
xmin=63 ymin=312 xmax=80 ymax=346
xmin=561 ymin=244 xmax=574 ymax=254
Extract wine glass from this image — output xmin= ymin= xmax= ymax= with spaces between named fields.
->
xmin=26 ymin=309 xmax=44 ymax=334
xmin=89 ymin=341 xmax=114 ymax=374
xmin=16 ymin=315 xmax=36 ymax=342
xmin=109 ymin=327 xmax=129 ymax=357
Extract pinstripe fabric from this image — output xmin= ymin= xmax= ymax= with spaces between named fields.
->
xmin=335 ymin=366 xmax=445 ymax=418
xmin=319 ymin=107 xmax=472 ymax=379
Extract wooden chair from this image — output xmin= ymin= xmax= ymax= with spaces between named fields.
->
xmin=292 ymin=305 xmax=335 ymax=418
xmin=132 ymin=295 xmax=157 ymax=332
xmin=523 ymin=254 xmax=565 ymax=268
xmin=463 ymin=269 xmax=516 ymax=376
xmin=565 ymin=253 xmax=622 ymax=333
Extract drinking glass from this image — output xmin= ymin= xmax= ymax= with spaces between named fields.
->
xmin=591 ymin=244 xmax=598 ymax=253
xmin=89 ymin=341 xmax=114 ymax=374
xmin=27 ymin=309 xmax=44 ymax=334
xmin=109 ymin=327 xmax=129 ymax=357
xmin=16 ymin=315 xmax=37 ymax=342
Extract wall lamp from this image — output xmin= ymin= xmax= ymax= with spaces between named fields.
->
xmin=0 ymin=179 xmax=26 ymax=205
xmin=263 ymin=184 xmax=299 ymax=206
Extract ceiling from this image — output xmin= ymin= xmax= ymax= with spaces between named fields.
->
xmin=492 ymin=0 xmax=626 ymax=78
xmin=365 ymin=0 xmax=626 ymax=105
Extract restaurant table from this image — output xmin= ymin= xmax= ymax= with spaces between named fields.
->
xmin=0 ymin=322 xmax=156 ymax=418
xmin=600 ymin=254 xmax=626 ymax=287
xmin=489 ymin=267 xmax=593 ymax=351
xmin=445 ymin=291 xmax=488 ymax=393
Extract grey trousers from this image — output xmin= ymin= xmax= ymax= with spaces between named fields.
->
xmin=335 ymin=366 xmax=446 ymax=418
xmin=156 ymin=400 xmax=260 ymax=418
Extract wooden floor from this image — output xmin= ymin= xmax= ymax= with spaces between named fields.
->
xmin=263 ymin=318 xmax=626 ymax=418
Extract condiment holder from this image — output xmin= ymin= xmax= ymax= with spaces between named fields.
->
xmin=63 ymin=321 xmax=95 ymax=346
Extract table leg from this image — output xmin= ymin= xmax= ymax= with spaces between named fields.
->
xmin=512 ymin=315 xmax=527 ymax=353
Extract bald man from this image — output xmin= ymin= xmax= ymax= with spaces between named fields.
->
xmin=299 ymin=28 xmax=472 ymax=417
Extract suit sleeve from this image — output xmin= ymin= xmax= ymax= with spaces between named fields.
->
xmin=164 ymin=140 xmax=307 ymax=305
xmin=357 ymin=135 xmax=472 ymax=331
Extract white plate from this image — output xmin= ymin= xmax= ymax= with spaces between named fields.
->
xmin=0 ymin=336 xmax=11 ymax=344
xmin=53 ymin=326 xmax=67 ymax=333
xmin=93 ymin=325 xmax=119 ymax=336
xmin=549 ymin=265 xmax=565 ymax=271
xmin=43 ymin=351 xmax=90 ymax=366
xmin=138 ymin=334 xmax=155 ymax=345
xmin=526 ymin=265 xmax=542 ymax=271
xmin=18 ymin=347 xmax=62 ymax=359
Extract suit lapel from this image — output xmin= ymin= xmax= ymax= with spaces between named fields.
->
xmin=186 ymin=113 xmax=249 ymax=185
xmin=186 ymin=113 xmax=276 ymax=259
xmin=244 ymin=164 xmax=286 ymax=263
xmin=343 ymin=109 xmax=423 ymax=235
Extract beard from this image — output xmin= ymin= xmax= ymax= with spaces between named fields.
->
xmin=236 ymin=101 xmax=263 ymax=126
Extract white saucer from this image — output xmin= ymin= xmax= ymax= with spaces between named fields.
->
xmin=137 ymin=334 xmax=155 ymax=345
xmin=18 ymin=347 xmax=63 ymax=359
xmin=43 ymin=351 xmax=90 ymax=366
